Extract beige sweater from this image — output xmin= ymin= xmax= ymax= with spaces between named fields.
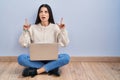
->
xmin=19 ymin=23 xmax=69 ymax=47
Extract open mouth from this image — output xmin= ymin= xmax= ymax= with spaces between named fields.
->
xmin=41 ymin=17 xmax=46 ymax=20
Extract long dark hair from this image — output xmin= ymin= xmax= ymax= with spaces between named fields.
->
xmin=35 ymin=4 xmax=55 ymax=24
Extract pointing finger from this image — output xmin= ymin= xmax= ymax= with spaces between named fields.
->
xmin=25 ymin=18 xmax=29 ymax=25
xmin=60 ymin=18 xmax=63 ymax=24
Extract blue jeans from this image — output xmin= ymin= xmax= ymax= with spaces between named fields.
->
xmin=17 ymin=53 xmax=70 ymax=72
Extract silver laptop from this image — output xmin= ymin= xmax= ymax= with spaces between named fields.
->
xmin=29 ymin=43 xmax=59 ymax=61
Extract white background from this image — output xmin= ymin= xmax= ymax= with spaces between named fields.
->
xmin=0 ymin=0 xmax=120 ymax=56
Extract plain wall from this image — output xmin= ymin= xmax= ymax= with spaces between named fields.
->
xmin=0 ymin=0 xmax=120 ymax=56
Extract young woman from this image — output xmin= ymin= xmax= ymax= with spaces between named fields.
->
xmin=18 ymin=4 xmax=70 ymax=77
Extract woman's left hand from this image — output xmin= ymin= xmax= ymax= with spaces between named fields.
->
xmin=57 ymin=18 xmax=65 ymax=29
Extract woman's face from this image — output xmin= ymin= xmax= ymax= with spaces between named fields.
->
xmin=39 ymin=7 xmax=49 ymax=23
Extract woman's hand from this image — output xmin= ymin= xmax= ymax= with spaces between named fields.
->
xmin=23 ymin=18 xmax=31 ymax=31
xmin=57 ymin=18 xmax=65 ymax=29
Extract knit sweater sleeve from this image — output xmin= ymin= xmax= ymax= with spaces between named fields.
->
xmin=55 ymin=25 xmax=70 ymax=47
xmin=19 ymin=26 xmax=33 ymax=48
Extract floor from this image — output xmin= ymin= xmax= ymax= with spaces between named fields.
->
xmin=0 ymin=61 xmax=120 ymax=80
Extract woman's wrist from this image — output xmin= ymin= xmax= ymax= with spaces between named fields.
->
xmin=23 ymin=29 xmax=28 ymax=32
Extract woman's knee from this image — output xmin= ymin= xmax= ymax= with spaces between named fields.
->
xmin=59 ymin=53 xmax=70 ymax=65
xmin=17 ymin=54 xmax=29 ymax=65
xmin=64 ymin=54 xmax=70 ymax=64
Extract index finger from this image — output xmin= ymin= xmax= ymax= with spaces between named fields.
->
xmin=25 ymin=18 xmax=29 ymax=25
xmin=60 ymin=18 xmax=63 ymax=24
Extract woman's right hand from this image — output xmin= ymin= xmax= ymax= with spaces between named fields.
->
xmin=23 ymin=18 xmax=31 ymax=31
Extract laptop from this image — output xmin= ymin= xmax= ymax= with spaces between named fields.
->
xmin=29 ymin=43 xmax=59 ymax=61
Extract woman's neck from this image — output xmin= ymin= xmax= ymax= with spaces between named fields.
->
xmin=41 ymin=21 xmax=49 ymax=27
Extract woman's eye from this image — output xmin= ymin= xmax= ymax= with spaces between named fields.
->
xmin=40 ymin=11 xmax=43 ymax=13
xmin=45 ymin=11 xmax=48 ymax=13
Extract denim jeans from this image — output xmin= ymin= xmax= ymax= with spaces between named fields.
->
xmin=17 ymin=53 xmax=70 ymax=72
